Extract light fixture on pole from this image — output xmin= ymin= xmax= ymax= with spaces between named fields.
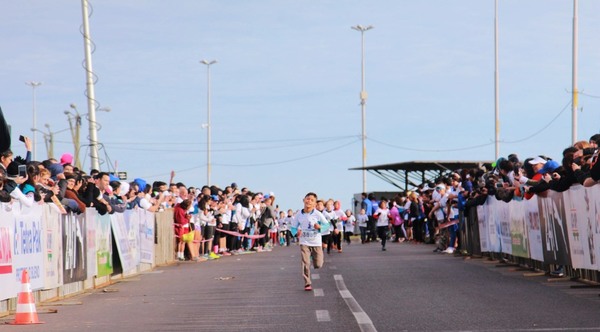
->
xmin=351 ymin=24 xmax=373 ymax=193
xmin=64 ymin=103 xmax=82 ymax=169
xmin=200 ymin=59 xmax=217 ymax=186
xmin=25 ymin=81 xmax=42 ymax=161
xmin=31 ymin=124 xmax=54 ymax=159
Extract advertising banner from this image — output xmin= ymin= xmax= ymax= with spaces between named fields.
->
xmin=13 ymin=203 xmax=45 ymax=291
xmin=42 ymin=205 xmax=63 ymax=290
xmin=95 ymin=211 xmax=113 ymax=277
xmin=63 ymin=213 xmax=87 ymax=284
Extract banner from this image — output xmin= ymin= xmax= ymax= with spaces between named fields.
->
xmin=63 ymin=213 xmax=87 ymax=284
xmin=139 ymin=209 xmax=154 ymax=264
xmin=95 ymin=211 xmax=113 ymax=277
xmin=564 ymin=185 xmax=596 ymax=270
xmin=477 ymin=205 xmax=488 ymax=252
xmin=42 ymin=205 xmax=62 ymax=290
xmin=525 ymin=196 xmax=544 ymax=262
xmin=86 ymin=209 xmax=97 ymax=277
xmin=0 ymin=203 xmax=16 ymax=300
xmin=13 ymin=204 xmax=45 ymax=290
xmin=111 ymin=213 xmax=138 ymax=273
xmin=509 ymin=200 xmax=529 ymax=258
xmin=537 ymin=190 xmax=571 ymax=266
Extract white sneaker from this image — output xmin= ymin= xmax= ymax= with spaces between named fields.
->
xmin=443 ymin=247 xmax=455 ymax=254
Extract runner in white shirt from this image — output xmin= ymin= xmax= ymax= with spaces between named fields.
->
xmin=291 ymin=192 xmax=330 ymax=291
xmin=373 ymin=200 xmax=391 ymax=251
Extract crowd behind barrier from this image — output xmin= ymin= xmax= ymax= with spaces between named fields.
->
xmin=1 ymin=133 xmax=600 ymax=316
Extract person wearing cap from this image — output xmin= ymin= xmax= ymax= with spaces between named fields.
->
xmin=525 ymin=159 xmax=560 ymax=195
xmin=518 ymin=156 xmax=547 ymax=200
xmin=291 ymin=192 xmax=330 ymax=291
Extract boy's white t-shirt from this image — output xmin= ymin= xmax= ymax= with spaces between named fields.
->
xmin=374 ymin=208 xmax=390 ymax=227
xmin=291 ymin=209 xmax=328 ymax=247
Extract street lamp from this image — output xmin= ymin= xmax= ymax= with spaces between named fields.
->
xmin=351 ymin=25 xmax=373 ymax=193
xmin=64 ymin=104 xmax=82 ymax=169
xmin=25 ymin=81 xmax=42 ymax=160
xmin=200 ymin=59 xmax=217 ymax=186
xmin=31 ymin=123 xmax=55 ymax=159
xmin=64 ymin=104 xmax=110 ymax=170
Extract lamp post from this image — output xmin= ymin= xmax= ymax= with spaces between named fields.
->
xmin=64 ymin=104 xmax=82 ymax=169
xmin=571 ymin=0 xmax=579 ymax=144
xmin=351 ymin=25 xmax=373 ymax=193
xmin=25 ymin=81 xmax=42 ymax=160
xmin=494 ymin=0 xmax=500 ymax=160
xmin=64 ymin=104 xmax=110 ymax=170
xmin=31 ymin=124 xmax=57 ymax=159
xmin=200 ymin=59 xmax=217 ymax=186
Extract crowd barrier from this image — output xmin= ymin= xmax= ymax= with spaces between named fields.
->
xmin=463 ymin=184 xmax=600 ymax=282
xmin=0 ymin=203 xmax=176 ymax=317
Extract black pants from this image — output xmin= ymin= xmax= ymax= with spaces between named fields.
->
xmin=258 ymin=224 xmax=269 ymax=247
xmin=229 ymin=223 xmax=240 ymax=250
xmin=322 ymin=234 xmax=332 ymax=253
xmin=280 ymin=230 xmax=291 ymax=246
xmin=368 ymin=216 xmax=377 ymax=241
xmin=332 ymin=231 xmax=342 ymax=251
xmin=413 ymin=218 xmax=424 ymax=242
xmin=377 ymin=226 xmax=388 ymax=248
xmin=344 ymin=232 xmax=353 ymax=245
xmin=203 ymin=225 xmax=215 ymax=253
xmin=393 ymin=224 xmax=406 ymax=241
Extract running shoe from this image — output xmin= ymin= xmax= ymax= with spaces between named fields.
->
xmin=304 ymin=285 xmax=312 ymax=291
xmin=209 ymin=252 xmax=221 ymax=259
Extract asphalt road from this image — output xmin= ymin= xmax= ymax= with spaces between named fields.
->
xmin=3 ymin=240 xmax=600 ymax=331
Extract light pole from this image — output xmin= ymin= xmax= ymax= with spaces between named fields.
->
xmin=25 ymin=81 xmax=42 ymax=160
xmin=31 ymin=124 xmax=56 ymax=159
xmin=351 ymin=25 xmax=373 ymax=193
xmin=571 ymin=0 xmax=578 ymax=144
xmin=200 ymin=59 xmax=217 ymax=186
xmin=494 ymin=0 xmax=500 ymax=160
xmin=64 ymin=104 xmax=82 ymax=169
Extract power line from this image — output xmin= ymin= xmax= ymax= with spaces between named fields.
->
xmin=99 ymin=135 xmax=357 ymax=146
xmin=368 ymin=137 xmax=494 ymax=152
xmin=97 ymin=136 xmax=358 ymax=153
xmin=502 ymin=100 xmax=571 ymax=144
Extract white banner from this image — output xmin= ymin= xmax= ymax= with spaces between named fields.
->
xmin=138 ymin=209 xmax=154 ymax=264
xmin=111 ymin=213 xmax=138 ymax=273
xmin=525 ymin=196 xmax=544 ymax=262
xmin=42 ymin=205 xmax=63 ymax=290
xmin=0 ymin=203 xmax=17 ymax=300
xmin=12 ymin=203 xmax=45 ymax=291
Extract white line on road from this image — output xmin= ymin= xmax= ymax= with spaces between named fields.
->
xmin=316 ymin=310 xmax=330 ymax=322
xmin=334 ymin=274 xmax=377 ymax=332
xmin=313 ymin=288 xmax=324 ymax=297
xmin=313 ymin=274 xmax=320 ymax=279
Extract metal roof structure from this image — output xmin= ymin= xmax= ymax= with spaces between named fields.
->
xmin=349 ymin=160 xmax=492 ymax=191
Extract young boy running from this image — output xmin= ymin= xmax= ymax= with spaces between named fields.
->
xmin=291 ymin=192 xmax=330 ymax=291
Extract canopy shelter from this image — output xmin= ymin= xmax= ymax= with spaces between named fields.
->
xmin=349 ymin=161 xmax=492 ymax=192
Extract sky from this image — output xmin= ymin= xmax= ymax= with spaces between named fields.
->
xmin=1 ymin=1 xmax=600 ymax=212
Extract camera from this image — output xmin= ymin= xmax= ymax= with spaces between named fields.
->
xmin=19 ymin=135 xmax=25 ymax=142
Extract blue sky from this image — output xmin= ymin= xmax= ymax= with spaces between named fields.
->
xmin=2 ymin=1 xmax=599 ymax=211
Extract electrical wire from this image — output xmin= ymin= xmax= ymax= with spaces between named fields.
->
xmin=367 ymin=137 xmax=494 ymax=152
xmin=137 ymin=138 xmax=360 ymax=178
xmin=502 ymin=100 xmax=571 ymax=144
xmin=100 ymin=135 xmax=358 ymax=153
xmin=99 ymin=135 xmax=357 ymax=146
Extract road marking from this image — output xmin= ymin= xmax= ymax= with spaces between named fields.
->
xmin=316 ymin=310 xmax=330 ymax=322
xmin=313 ymin=274 xmax=320 ymax=279
xmin=314 ymin=288 xmax=324 ymax=297
xmin=329 ymin=266 xmax=337 ymax=270
xmin=334 ymin=274 xmax=377 ymax=332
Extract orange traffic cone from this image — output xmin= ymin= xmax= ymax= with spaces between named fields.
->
xmin=11 ymin=269 xmax=44 ymax=325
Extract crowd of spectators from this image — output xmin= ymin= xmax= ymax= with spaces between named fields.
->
xmin=358 ymin=133 xmax=600 ymax=257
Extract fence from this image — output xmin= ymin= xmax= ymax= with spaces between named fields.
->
xmin=462 ymin=184 xmax=600 ymax=282
xmin=0 ymin=203 xmax=176 ymax=317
